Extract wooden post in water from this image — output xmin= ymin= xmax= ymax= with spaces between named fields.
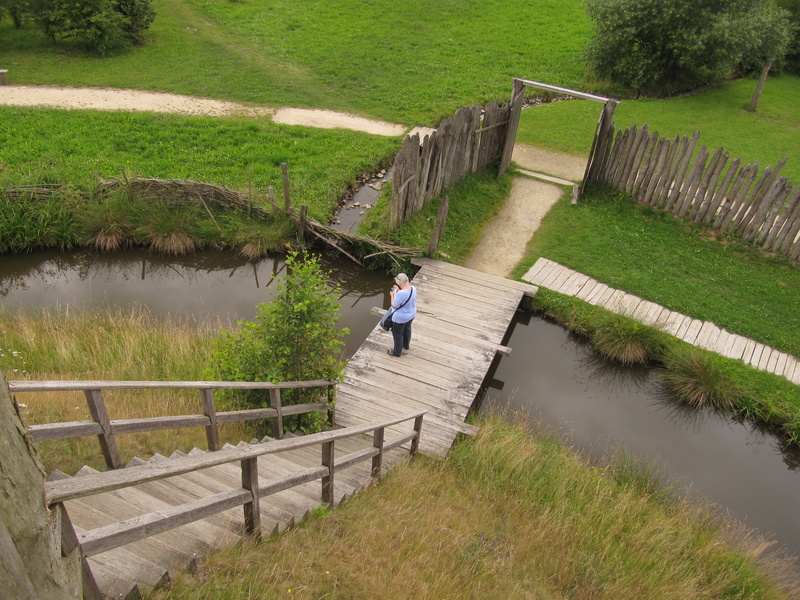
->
xmin=428 ymin=195 xmax=449 ymax=255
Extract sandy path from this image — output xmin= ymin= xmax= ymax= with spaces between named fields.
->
xmin=0 ymin=85 xmax=407 ymax=136
xmin=464 ymin=145 xmax=586 ymax=277
xmin=464 ymin=178 xmax=564 ymax=276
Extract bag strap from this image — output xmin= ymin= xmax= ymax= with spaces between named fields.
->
xmin=394 ymin=286 xmax=415 ymax=310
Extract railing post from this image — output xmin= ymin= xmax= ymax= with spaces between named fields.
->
xmin=241 ymin=457 xmax=262 ymax=542
xmin=57 ymin=503 xmax=103 ymax=600
xmin=321 ymin=440 xmax=334 ymax=504
xmin=269 ymin=388 xmax=284 ymax=439
xmin=411 ymin=414 xmax=424 ymax=456
xmin=326 ymin=384 xmax=335 ymax=426
xmin=200 ymin=388 xmax=220 ymax=451
xmin=371 ymin=426 xmax=385 ymax=478
xmin=84 ymin=389 xmax=122 ymax=469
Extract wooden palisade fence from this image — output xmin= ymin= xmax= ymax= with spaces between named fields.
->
xmin=587 ymin=123 xmax=800 ymax=261
xmin=390 ymin=101 xmax=511 ymax=229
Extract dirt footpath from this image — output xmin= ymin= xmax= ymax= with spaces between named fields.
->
xmin=465 ymin=145 xmax=586 ymax=277
xmin=0 ymin=85 xmax=406 ymax=136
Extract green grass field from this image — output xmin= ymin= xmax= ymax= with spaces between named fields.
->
xmin=0 ymin=0 xmax=590 ymax=125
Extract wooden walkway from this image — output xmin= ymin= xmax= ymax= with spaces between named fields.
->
xmin=523 ymin=257 xmax=800 ymax=385
xmin=335 ymin=257 xmax=538 ymax=457
xmin=34 ymin=259 xmax=535 ymax=598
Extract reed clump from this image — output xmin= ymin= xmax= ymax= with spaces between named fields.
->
xmin=661 ymin=346 xmax=743 ymax=411
xmin=530 ymin=289 xmax=800 ymax=443
xmin=588 ymin=310 xmax=669 ymax=365
xmin=148 ymin=417 xmax=798 ymax=600
xmin=1 ymin=180 xmax=293 ymax=259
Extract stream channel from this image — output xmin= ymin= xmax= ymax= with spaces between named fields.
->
xmin=1 ymin=249 xmax=799 ymax=564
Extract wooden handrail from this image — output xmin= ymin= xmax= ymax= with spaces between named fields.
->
xmin=10 ymin=380 xmax=337 ymax=468
xmin=45 ymin=410 xmax=425 ymax=503
xmin=47 ymin=410 xmax=426 ymax=571
xmin=8 ymin=379 xmax=335 ymax=392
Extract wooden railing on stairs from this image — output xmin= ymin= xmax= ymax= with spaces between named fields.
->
xmin=9 ymin=379 xmax=337 ymax=469
xmin=48 ymin=410 xmax=425 ymax=599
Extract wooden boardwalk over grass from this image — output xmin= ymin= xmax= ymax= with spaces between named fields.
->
xmin=16 ymin=259 xmax=536 ymax=598
xmin=335 ymin=257 xmax=539 ymax=457
xmin=523 ymin=257 xmax=800 ymax=385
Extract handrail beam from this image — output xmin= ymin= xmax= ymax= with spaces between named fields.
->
xmin=46 ymin=411 xmax=427 ymax=504
xmin=8 ymin=379 xmax=336 ymax=392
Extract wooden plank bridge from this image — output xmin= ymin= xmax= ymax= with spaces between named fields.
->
xmin=336 ymin=257 xmax=538 ymax=456
xmin=9 ymin=258 xmax=537 ymax=599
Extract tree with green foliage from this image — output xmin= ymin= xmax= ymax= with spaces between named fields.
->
xmin=0 ymin=0 xmax=29 ymax=28
xmin=585 ymin=0 xmax=794 ymax=96
xmin=28 ymin=0 xmax=154 ymax=54
xmin=208 ymin=251 xmax=349 ymax=434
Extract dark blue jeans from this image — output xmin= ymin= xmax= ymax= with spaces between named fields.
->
xmin=390 ymin=318 xmax=413 ymax=356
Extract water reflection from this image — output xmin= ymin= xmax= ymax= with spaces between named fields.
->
xmin=0 ymin=249 xmax=389 ymax=357
xmin=479 ymin=312 xmax=800 ymax=562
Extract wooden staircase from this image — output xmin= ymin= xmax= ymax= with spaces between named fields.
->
xmin=51 ymin=434 xmax=411 ymax=599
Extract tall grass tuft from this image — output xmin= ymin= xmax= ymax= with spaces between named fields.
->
xmin=660 ymin=346 xmax=742 ymax=411
xmin=588 ymin=310 xmax=668 ymax=365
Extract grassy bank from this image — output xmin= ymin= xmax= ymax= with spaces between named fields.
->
xmin=359 ymin=170 xmax=514 ymax=264
xmin=512 ymin=186 xmax=800 ymax=359
xmin=506 ymin=183 xmax=800 ymax=441
xmin=146 ymin=417 xmax=798 ymax=600
xmin=0 ymin=107 xmax=399 ymax=253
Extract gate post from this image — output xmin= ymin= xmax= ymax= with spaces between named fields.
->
xmin=498 ymin=78 xmax=525 ymax=177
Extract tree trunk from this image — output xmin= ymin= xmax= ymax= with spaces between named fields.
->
xmin=746 ymin=58 xmax=774 ymax=112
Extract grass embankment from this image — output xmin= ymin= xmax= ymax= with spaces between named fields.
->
xmin=515 ymin=189 xmax=800 ymax=442
xmin=0 ymin=107 xmax=399 ymax=254
xmin=359 ymin=171 xmax=514 ymax=263
xmin=0 ymin=306 xmax=251 ymax=475
xmin=147 ymin=417 xmax=797 ymax=600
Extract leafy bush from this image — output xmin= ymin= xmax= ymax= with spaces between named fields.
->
xmin=113 ymin=0 xmax=154 ymax=45
xmin=30 ymin=0 xmax=155 ymax=54
xmin=585 ymin=0 xmax=794 ymax=95
xmin=208 ymin=251 xmax=349 ymax=434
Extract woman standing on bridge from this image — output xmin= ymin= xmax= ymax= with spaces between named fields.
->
xmin=387 ymin=273 xmax=417 ymax=357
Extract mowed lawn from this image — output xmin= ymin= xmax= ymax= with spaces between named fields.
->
xmin=0 ymin=0 xmax=590 ymax=124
